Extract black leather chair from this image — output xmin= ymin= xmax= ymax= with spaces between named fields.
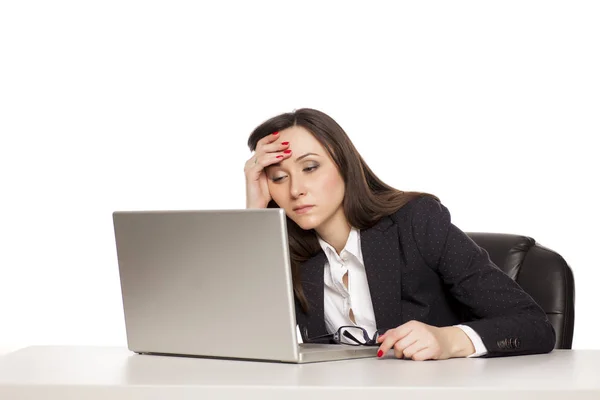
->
xmin=466 ymin=232 xmax=575 ymax=349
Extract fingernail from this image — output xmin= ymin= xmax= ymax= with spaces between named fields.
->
xmin=276 ymin=155 xmax=283 ymax=158
xmin=272 ymin=131 xmax=279 ymax=136
xmin=284 ymin=149 xmax=291 ymax=154
xmin=281 ymin=141 xmax=289 ymax=145
xmin=377 ymin=350 xmax=383 ymax=358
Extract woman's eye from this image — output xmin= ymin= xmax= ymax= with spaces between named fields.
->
xmin=271 ymin=165 xmax=318 ymax=183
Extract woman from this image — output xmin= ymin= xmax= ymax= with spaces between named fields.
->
xmin=244 ymin=108 xmax=555 ymax=360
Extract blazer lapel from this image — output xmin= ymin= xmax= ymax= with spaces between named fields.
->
xmin=360 ymin=216 xmax=405 ymax=331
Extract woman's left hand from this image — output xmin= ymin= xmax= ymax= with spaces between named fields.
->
xmin=376 ymin=320 xmax=475 ymax=360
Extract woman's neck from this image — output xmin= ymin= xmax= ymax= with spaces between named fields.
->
xmin=315 ymin=209 xmax=351 ymax=255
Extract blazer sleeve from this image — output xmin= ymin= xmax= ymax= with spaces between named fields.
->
xmin=409 ymin=196 xmax=556 ymax=357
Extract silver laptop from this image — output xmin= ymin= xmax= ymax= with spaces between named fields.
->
xmin=112 ymin=208 xmax=378 ymax=363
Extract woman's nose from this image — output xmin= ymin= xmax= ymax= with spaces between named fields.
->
xmin=290 ymin=177 xmax=307 ymax=198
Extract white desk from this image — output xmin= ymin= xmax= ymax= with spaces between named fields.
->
xmin=1 ymin=346 xmax=598 ymax=399
xmin=0 ymin=346 xmax=22 ymax=357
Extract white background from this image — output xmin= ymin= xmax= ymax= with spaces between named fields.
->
xmin=1 ymin=1 xmax=598 ymax=355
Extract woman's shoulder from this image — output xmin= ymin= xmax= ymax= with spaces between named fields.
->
xmin=390 ymin=194 xmax=443 ymax=217
xmin=387 ymin=194 xmax=449 ymax=228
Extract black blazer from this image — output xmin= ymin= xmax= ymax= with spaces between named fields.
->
xmin=295 ymin=196 xmax=556 ymax=357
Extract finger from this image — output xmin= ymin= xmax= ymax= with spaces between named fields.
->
xmin=246 ymin=141 xmax=291 ymax=169
xmin=376 ymin=329 xmax=393 ymax=343
xmin=257 ymin=130 xmax=282 ymax=147
xmin=249 ymin=152 xmax=285 ymax=171
xmin=393 ymin=345 xmax=404 ymax=359
xmin=378 ymin=325 xmax=414 ymax=356
xmin=378 ymin=335 xmax=398 ymax=356
xmin=392 ymin=332 xmax=419 ymax=359
xmin=411 ymin=348 xmax=435 ymax=361
xmin=394 ymin=321 xmax=417 ymax=340
xmin=392 ymin=331 xmax=419 ymax=356
xmin=250 ymin=140 xmax=292 ymax=171
xmin=254 ymin=148 xmax=292 ymax=170
xmin=258 ymin=140 xmax=292 ymax=159
xmin=251 ymin=131 xmax=285 ymax=162
xmin=401 ymin=340 xmax=428 ymax=360
xmin=377 ymin=328 xmax=395 ymax=341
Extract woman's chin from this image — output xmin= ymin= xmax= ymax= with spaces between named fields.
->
xmin=293 ymin=216 xmax=320 ymax=231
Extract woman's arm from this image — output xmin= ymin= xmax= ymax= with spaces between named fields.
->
xmin=408 ymin=196 xmax=556 ymax=357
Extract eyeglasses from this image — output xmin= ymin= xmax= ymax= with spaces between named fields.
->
xmin=306 ymin=326 xmax=381 ymax=346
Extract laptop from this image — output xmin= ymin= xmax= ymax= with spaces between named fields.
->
xmin=112 ymin=208 xmax=378 ymax=363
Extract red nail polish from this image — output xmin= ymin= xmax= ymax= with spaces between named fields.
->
xmin=377 ymin=350 xmax=383 ymax=358
xmin=276 ymin=155 xmax=283 ymax=158
xmin=281 ymin=141 xmax=289 ymax=145
xmin=284 ymin=149 xmax=291 ymax=154
xmin=272 ymin=131 xmax=279 ymax=136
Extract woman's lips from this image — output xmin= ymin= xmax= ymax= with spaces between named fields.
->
xmin=294 ymin=205 xmax=314 ymax=214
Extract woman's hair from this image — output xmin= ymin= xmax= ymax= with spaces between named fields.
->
xmin=247 ymin=108 xmax=438 ymax=312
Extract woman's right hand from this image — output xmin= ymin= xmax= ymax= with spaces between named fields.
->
xmin=244 ymin=131 xmax=292 ymax=209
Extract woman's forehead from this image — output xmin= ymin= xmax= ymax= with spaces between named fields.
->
xmin=278 ymin=126 xmax=323 ymax=149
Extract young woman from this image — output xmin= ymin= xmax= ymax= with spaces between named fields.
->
xmin=244 ymin=108 xmax=555 ymax=360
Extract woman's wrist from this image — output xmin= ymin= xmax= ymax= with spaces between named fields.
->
xmin=444 ymin=326 xmax=476 ymax=358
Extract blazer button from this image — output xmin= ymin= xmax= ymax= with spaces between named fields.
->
xmin=515 ymin=338 xmax=521 ymax=349
xmin=496 ymin=340 xmax=506 ymax=350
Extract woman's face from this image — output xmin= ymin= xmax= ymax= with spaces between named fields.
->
xmin=265 ymin=126 xmax=346 ymax=231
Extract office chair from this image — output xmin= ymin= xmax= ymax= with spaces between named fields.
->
xmin=467 ymin=232 xmax=575 ymax=349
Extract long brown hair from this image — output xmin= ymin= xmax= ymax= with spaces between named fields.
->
xmin=247 ymin=108 xmax=438 ymax=312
